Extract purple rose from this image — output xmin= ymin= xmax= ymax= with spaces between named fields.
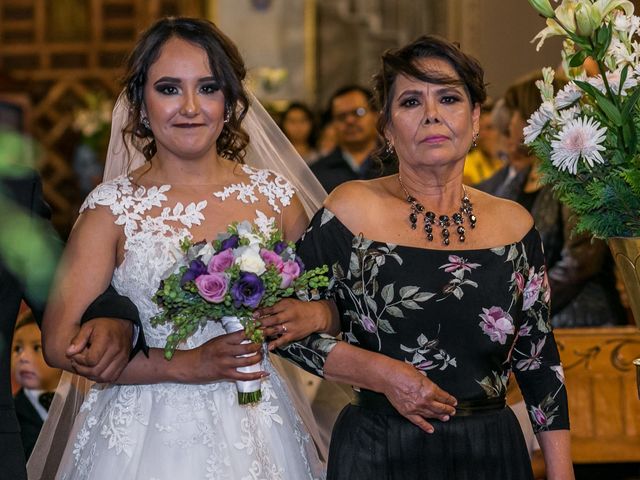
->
xmin=360 ymin=315 xmax=377 ymax=333
xmin=273 ymin=241 xmax=288 ymax=255
xmin=530 ymin=406 xmax=548 ymax=427
xmin=231 ymin=272 xmax=265 ymax=309
xmin=195 ymin=273 xmax=229 ymax=303
xmin=280 ymin=259 xmax=301 ymax=288
xmin=180 ymin=259 xmax=207 ymax=286
xmin=260 ymin=248 xmax=284 ymax=271
xmin=479 ymin=306 xmax=514 ymax=344
xmin=220 ymin=235 xmax=240 ymax=250
xmin=208 ymin=248 xmax=234 ymax=273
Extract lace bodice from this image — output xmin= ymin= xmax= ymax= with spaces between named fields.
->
xmin=80 ymin=166 xmax=296 ymax=349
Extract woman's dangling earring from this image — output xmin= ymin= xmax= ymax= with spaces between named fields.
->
xmin=385 ymin=139 xmax=395 ymax=155
xmin=141 ymin=116 xmax=151 ymax=130
xmin=224 ymin=109 xmax=231 ymax=124
xmin=472 ymin=132 xmax=479 ymax=149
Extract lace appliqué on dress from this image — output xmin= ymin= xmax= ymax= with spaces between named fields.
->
xmin=213 ymin=165 xmax=295 ymax=213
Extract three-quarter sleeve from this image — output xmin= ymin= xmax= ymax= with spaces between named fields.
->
xmin=277 ymin=208 xmax=351 ymax=377
xmin=512 ymin=230 xmax=570 ymax=433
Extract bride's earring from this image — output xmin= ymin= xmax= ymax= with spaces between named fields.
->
xmin=141 ymin=116 xmax=151 ymax=130
xmin=385 ymin=139 xmax=395 ymax=156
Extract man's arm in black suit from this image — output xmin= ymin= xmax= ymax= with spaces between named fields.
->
xmin=5 ymin=170 xmax=147 ymax=382
xmin=81 ymin=285 xmax=148 ymax=360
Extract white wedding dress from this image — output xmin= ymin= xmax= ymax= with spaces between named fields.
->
xmin=54 ymin=166 xmax=324 ymax=480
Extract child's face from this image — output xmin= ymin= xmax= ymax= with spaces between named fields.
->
xmin=12 ymin=323 xmax=60 ymax=391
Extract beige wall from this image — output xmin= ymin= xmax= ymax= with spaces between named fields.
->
xmin=456 ymin=0 xmax=565 ymax=100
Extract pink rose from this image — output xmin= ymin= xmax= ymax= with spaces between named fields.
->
xmin=542 ymin=270 xmax=551 ymax=304
xmin=479 ymin=306 xmax=515 ymax=344
xmin=195 ymin=273 xmax=229 ymax=303
xmin=514 ymin=272 xmax=525 ymax=293
xmin=530 ymin=406 xmax=548 ymax=427
xmin=280 ymin=259 xmax=301 ymax=288
xmin=522 ymin=267 xmax=543 ymax=311
xmin=260 ymin=248 xmax=284 ymax=271
xmin=208 ymin=249 xmax=234 ymax=273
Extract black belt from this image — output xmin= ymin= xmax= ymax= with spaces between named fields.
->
xmin=352 ymin=389 xmax=506 ymax=417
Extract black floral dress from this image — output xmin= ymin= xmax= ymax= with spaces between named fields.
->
xmin=280 ymin=208 xmax=569 ymax=480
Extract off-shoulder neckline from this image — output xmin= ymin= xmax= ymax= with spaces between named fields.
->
xmin=320 ymin=207 xmax=537 ymax=254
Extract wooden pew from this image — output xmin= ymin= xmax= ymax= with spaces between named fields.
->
xmin=554 ymin=327 xmax=640 ymax=463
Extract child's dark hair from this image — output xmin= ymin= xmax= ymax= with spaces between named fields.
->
xmin=15 ymin=311 xmax=37 ymax=332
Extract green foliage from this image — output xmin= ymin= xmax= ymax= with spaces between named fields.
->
xmin=151 ymin=220 xmax=330 ymax=360
xmin=526 ymin=3 xmax=640 ymax=238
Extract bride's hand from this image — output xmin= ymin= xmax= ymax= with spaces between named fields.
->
xmin=256 ymin=298 xmax=340 ymax=350
xmin=186 ymin=330 xmax=266 ymax=383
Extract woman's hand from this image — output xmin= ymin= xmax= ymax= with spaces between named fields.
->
xmin=256 ymin=298 xmax=340 ymax=350
xmin=381 ymin=361 xmax=458 ymax=434
xmin=183 ymin=330 xmax=266 ymax=383
xmin=66 ymin=318 xmax=133 ymax=383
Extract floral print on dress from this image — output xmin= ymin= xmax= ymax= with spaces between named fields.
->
xmin=479 ymin=306 xmax=515 ymax=344
xmin=280 ymin=208 xmax=569 ymax=435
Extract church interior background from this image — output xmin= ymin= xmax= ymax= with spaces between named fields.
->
xmin=1 ymin=1 xmax=640 ymax=478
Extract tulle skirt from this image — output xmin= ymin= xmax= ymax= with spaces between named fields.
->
xmin=327 ymin=402 xmax=534 ymax=480
xmin=54 ymin=363 xmax=324 ymax=480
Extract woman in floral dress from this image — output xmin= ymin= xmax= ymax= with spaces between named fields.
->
xmin=265 ymin=35 xmax=573 ymax=479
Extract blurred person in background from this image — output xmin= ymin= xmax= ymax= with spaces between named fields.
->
xmin=463 ymin=99 xmax=505 ymax=185
xmin=311 ymin=85 xmax=396 ymax=192
xmin=280 ymin=101 xmax=320 ymax=165
xmin=317 ymin=118 xmax=337 ymax=157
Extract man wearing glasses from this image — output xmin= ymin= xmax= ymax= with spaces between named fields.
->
xmin=312 ymin=85 xmax=396 ymax=193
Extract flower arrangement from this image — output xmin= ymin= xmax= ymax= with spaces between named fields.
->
xmin=526 ymin=0 xmax=640 ymax=238
xmin=151 ymin=212 xmax=328 ymax=404
xmin=71 ymin=92 xmax=113 ymax=153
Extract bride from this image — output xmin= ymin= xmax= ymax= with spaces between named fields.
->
xmin=35 ymin=17 xmax=330 ymax=479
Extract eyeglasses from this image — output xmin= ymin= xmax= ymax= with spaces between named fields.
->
xmin=333 ymin=107 xmax=368 ymax=123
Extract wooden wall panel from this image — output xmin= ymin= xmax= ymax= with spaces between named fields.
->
xmin=0 ymin=0 xmax=205 ymax=236
xmin=555 ymin=327 xmax=640 ymax=463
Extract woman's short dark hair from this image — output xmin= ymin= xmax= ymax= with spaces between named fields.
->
xmin=123 ymin=17 xmax=249 ymax=163
xmin=280 ymin=101 xmax=318 ymax=148
xmin=373 ymin=34 xmax=487 ymax=139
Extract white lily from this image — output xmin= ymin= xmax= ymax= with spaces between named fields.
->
xmin=532 ymin=18 xmax=567 ymax=51
xmin=593 ymin=0 xmax=634 ymax=19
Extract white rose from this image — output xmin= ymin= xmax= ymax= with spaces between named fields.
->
xmin=197 ymin=243 xmax=216 ymax=265
xmin=236 ymin=221 xmax=262 ymax=246
xmin=236 ymin=221 xmax=253 ymax=236
xmin=234 ymin=246 xmax=266 ymax=275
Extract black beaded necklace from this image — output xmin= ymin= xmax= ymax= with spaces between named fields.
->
xmin=398 ymin=175 xmax=477 ymax=246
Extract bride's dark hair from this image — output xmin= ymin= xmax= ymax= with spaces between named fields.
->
xmin=122 ymin=16 xmax=250 ymax=163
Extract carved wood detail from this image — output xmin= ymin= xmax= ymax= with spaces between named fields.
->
xmin=554 ymin=327 xmax=640 ymax=463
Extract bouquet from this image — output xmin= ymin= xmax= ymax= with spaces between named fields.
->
xmin=526 ymin=0 xmax=640 ymax=238
xmin=151 ymin=212 xmax=329 ymax=404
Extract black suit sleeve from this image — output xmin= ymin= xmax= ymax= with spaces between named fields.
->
xmin=81 ymin=286 xmax=148 ymax=358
